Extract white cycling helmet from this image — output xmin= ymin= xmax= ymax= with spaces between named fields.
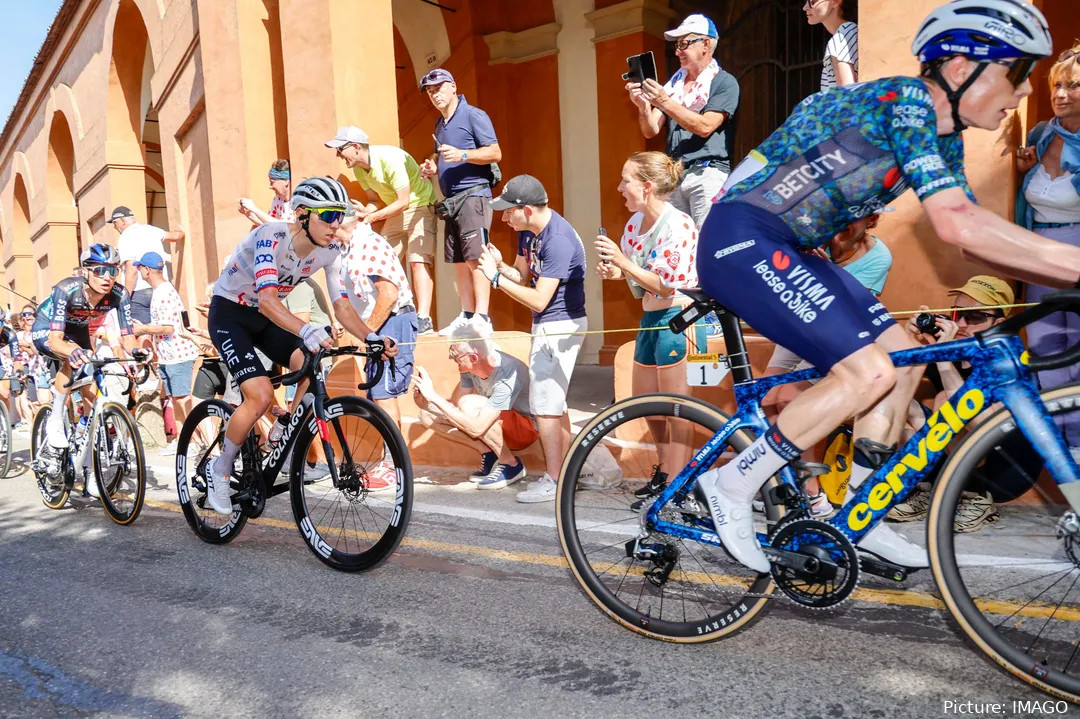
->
xmin=290 ymin=176 xmax=350 ymax=213
xmin=911 ymin=0 xmax=1052 ymax=132
xmin=913 ymin=0 xmax=1052 ymax=63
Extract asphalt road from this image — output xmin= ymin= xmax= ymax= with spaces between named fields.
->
xmin=0 ymin=431 xmax=1064 ymax=719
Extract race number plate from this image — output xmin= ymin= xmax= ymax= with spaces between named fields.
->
xmin=687 ymin=353 xmax=729 ymax=387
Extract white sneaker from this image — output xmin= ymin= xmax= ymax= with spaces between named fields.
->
xmin=438 ymin=313 xmax=472 ymax=337
xmin=204 ymin=461 xmax=234 ymax=516
xmin=516 ymin=473 xmax=557 ymax=503
xmin=160 ymin=441 xmax=177 ymax=457
xmin=470 ymin=314 xmax=493 ymax=336
xmin=84 ymin=474 xmax=100 ymax=499
xmin=697 ymin=469 xmax=770 ymax=573
xmin=857 ymin=522 xmax=929 ymax=568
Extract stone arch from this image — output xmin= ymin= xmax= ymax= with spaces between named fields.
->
xmin=44 ymin=84 xmax=85 ymax=143
xmin=44 ymin=111 xmax=81 ymax=295
xmin=105 ymin=0 xmax=154 ymax=167
xmin=392 ymin=0 xmax=451 ymax=83
xmin=46 ymin=113 xmax=76 ymax=205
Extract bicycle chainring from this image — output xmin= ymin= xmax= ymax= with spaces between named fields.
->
xmin=769 ymin=518 xmax=859 ymax=608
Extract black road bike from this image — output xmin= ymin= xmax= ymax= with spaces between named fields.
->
xmin=175 ymin=342 xmax=413 ymax=572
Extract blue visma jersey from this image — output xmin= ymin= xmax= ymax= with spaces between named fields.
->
xmin=719 ymin=76 xmax=976 ymax=249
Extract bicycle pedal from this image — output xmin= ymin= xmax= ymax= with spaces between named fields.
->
xmin=767 ymin=483 xmax=803 ymax=509
xmin=858 ymin=552 xmax=911 ymax=582
xmin=792 ymin=460 xmax=829 ymax=480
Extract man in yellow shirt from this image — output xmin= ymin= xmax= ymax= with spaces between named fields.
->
xmin=327 ymin=126 xmax=437 ymax=335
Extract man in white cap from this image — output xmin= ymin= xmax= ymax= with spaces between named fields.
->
xmin=327 ymin=126 xmax=438 ymax=335
xmin=625 ymin=13 xmax=740 ymax=227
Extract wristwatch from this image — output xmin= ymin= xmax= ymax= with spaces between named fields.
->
xmin=461 ymin=151 xmax=469 ymax=163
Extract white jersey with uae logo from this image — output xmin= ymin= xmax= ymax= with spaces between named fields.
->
xmin=212 ymin=222 xmax=346 ymax=308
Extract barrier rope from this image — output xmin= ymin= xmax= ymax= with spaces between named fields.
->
xmin=388 ymin=300 xmax=1038 ymax=349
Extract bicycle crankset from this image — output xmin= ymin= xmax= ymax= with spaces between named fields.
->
xmin=768 ymin=518 xmax=859 ymax=608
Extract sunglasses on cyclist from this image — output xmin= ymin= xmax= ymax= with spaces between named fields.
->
xmin=951 ymin=307 xmax=1001 ymax=324
xmin=306 ymin=208 xmax=345 ymax=224
xmin=87 ymin=265 xmax=120 ymax=278
xmin=989 ymin=57 xmax=1039 ymax=88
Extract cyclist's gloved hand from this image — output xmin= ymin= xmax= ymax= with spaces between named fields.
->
xmin=131 ymin=348 xmax=150 ymax=362
xmin=366 ymin=333 xmax=399 ymax=358
xmin=69 ymin=348 xmax=92 ymax=368
xmin=300 ymin=323 xmax=333 ymax=352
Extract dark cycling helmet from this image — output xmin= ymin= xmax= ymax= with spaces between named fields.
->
xmin=80 ymin=243 xmax=121 ymax=267
xmin=290 ymin=176 xmax=350 ymax=213
xmin=912 ymin=0 xmax=1052 ymax=132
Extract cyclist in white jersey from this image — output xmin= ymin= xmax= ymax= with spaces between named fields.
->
xmin=203 ymin=177 xmax=398 ymax=515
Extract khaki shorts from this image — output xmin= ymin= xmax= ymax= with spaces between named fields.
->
xmin=529 ymin=317 xmax=587 ymax=416
xmin=382 ymin=204 xmax=436 ymax=265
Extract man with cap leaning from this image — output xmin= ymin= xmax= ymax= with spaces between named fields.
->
xmin=326 ymin=126 xmax=438 ymax=336
xmin=625 ymin=13 xmax=740 ymax=227
xmin=476 ymin=175 xmax=587 ymax=503
xmin=418 ymin=68 xmax=503 ymax=337
xmin=133 ymin=251 xmax=200 ymax=455
xmin=110 ymin=206 xmax=186 ymax=328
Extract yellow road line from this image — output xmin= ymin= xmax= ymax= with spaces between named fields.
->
xmin=146 ymin=498 xmax=1080 ymax=622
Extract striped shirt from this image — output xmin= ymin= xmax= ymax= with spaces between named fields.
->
xmin=821 ymin=22 xmax=858 ymax=90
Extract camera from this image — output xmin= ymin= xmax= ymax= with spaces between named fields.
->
xmin=914 ymin=312 xmax=941 ymax=336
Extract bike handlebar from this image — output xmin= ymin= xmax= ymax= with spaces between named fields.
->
xmin=61 ymin=356 xmax=146 ymax=390
xmin=982 ymin=289 xmax=1080 ymax=371
xmin=276 ymin=340 xmax=390 ymax=390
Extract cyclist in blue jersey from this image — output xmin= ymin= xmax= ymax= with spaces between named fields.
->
xmin=30 ymin=244 xmax=148 ymax=481
xmin=693 ymin=0 xmax=1080 ymax=573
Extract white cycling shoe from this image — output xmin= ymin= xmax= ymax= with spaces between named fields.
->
xmin=84 ymin=474 xmax=100 ymax=499
xmin=697 ymin=470 xmax=771 ymax=574
xmin=857 ymin=522 xmax=929 ymax=568
xmin=204 ymin=462 xmax=234 ymax=516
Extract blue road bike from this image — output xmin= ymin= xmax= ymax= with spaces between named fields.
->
xmin=557 ymin=288 xmax=1080 ymax=702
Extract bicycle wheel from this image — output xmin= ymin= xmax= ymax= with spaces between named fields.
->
xmin=92 ymin=403 xmax=147 ymax=525
xmin=175 ymin=399 xmax=248 ymax=543
xmin=0 ymin=400 xmax=12 ymax=478
xmin=289 ymin=396 xmax=413 ymax=572
xmin=32 ymin=406 xmax=69 ymax=509
xmin=929 ymin=384 xmax=1080 ymax=702
xmin=557 ymin=393 xmax=784 ymax=642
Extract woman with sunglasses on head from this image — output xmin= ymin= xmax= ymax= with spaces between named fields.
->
xmin=1016 ymin=43 xmax=1080 ymax=461
xmin=805 ymin=0 xmax=858 ymax=90
xmin=691 ymin=1 xmax=1080 ymax=574
xmin=202 ymin=176 xmax=398 ymax=516
xmin=30 ymin=244 xmax=148 ymax=482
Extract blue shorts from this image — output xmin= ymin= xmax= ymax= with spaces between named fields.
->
xmin=159 ymin=360 xmax=195 ymax=397
xmin=634 ymin=307 xmax=708 ymax=367
xmin=697 ymin=202 xmax=895 ymax=372
xmin=367 ymin=311 xmax=417 ymax=400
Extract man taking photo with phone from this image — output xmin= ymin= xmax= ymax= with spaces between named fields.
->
xmin=626 ymin=13 xmax=740 ymax=228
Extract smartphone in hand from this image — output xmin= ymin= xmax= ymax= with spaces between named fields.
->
xmin=599 ymin=227 xmax=610 ymax=265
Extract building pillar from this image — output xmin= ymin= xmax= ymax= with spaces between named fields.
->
xmin=554 ymin=0 xmax=603 ymax=364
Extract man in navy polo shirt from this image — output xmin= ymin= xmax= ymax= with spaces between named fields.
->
xmin=476 ymin=175 xmax=588 ymax=503
xmin=418 ymin=68 xmax=502 ymax=337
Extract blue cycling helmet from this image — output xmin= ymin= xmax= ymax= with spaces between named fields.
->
xmin=80 ymin=243 xmax=121 ymax=267
xmin=911 ymin=0 xmax=1052 ymax=133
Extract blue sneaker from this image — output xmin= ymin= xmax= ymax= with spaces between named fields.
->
xmin=705 ymin=312 xmax=722 ymax=337
xmin=477 ymin=459 xmax=527 ymax=490
xmin=470 ymin=452 xmax=498 ymax=483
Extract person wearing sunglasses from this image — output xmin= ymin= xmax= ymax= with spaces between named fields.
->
xmin=625 ymin=13 xmax=739 ymax=229
xmin=804 ymin=0 xmax=858 ymax=90
xmin=1015 ymin=43 xmax=1080 ymax=457
xmin=238 ymin=159 xmax=295 ymax=226
xmin=689 ymin=0 xmax=1075 ymax=575
xmin=893 ymin=275 xmax=1045 ymax=532
xmin=202 ymin=176 xmax=399 ymax=515
xmin=30 ymin=243 xmax=148 ymax=482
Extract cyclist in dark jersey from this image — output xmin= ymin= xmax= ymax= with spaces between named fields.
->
xmin=31 ymin=243 xmax=147 ymax=479
xmin=692 ymin=0 xmax=1080 ymax=573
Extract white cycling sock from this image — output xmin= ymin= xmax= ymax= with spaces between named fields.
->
xmin=212 ymin=438 xmax=241 ymax=477
xmin=702 ymin=425 xmax=803 ymax=503
xmin=45 ymin=395 xmax=67 ymax=448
